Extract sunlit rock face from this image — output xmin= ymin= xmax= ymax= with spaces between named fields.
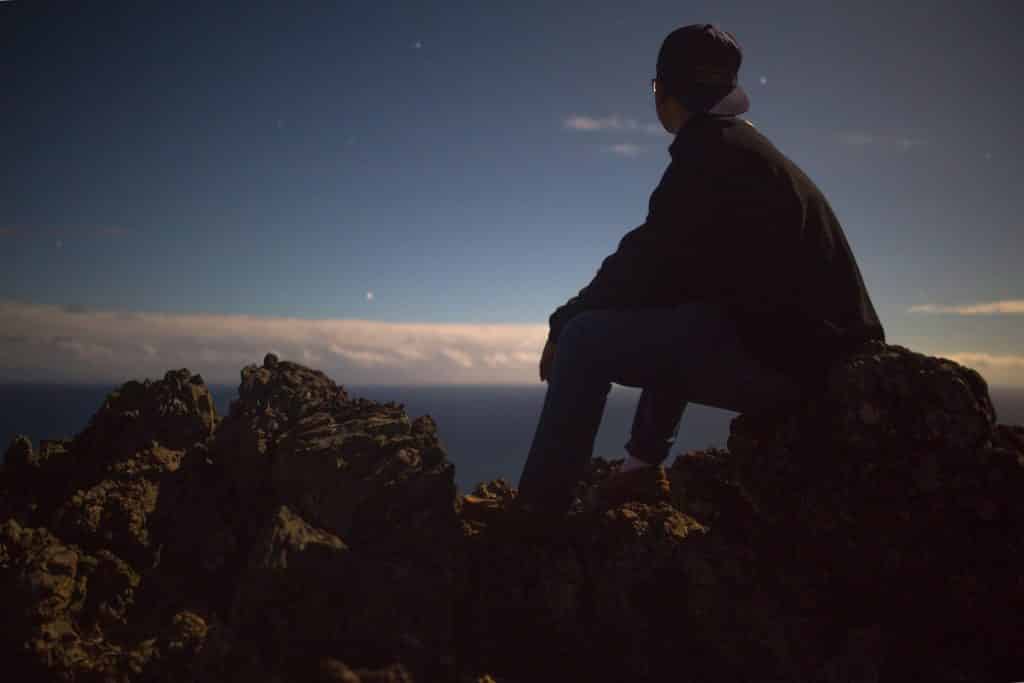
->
xmin=1 ymin=342 xmax=1022 ymax=682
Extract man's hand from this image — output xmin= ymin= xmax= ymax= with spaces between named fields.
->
xmin=540 ymin=339 xmax=557 ymax=383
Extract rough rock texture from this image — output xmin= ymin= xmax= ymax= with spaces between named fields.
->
xmin=1 ymin=341 xmax=1022 ymax=682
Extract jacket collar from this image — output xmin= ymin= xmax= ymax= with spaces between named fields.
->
xmin=668 ymin=113 xmax=740 ymax=160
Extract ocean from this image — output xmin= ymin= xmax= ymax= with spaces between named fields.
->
xmin=3 ymin=382 xmax=1023 ymax=496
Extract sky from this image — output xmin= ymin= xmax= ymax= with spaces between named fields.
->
xmin=2 ymin=0 xmax=1022 ymax=387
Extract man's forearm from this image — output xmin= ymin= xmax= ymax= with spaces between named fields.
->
xmin=547 ymin=222 xmax=667 ymax=344
xmin=548 ymin=294 xmax=589 ymax=345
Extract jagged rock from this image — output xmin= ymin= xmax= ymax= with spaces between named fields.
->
xmin=71 ymin=368 xmax=218 ymax=469
xmin=3 ymin=434 xmax=37 ymax=471
xmin=233 ymin=356 xmax=348 ymax=422
xmin=210 ymin=356 xmax=459 ymax=573
xmin=148 ymin=440 xmax=240 ymax=595
xmin=0 ymin=520 xmax=152 ymax=681
xmin=230 ymin=506 xmax=352 ymax=670
xmin=0 ymin=520 xmax=85 ymax=642
xmin=79 ymin=549 xmax=140 ymax=631
xmin=1 ymin=436 xmax=43 ymax=525
xmin=0 ymin=345 xmax=1021 ymax=682
xmin=232 ymin=504 xmax=454 ymax=681
xmin=727 ymin=342 xmax=1018 ymax=531
xmin=52 ymin=478 xmax=159 ymax=568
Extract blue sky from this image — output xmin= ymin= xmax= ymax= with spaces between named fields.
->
xmin=2 ymin=0 xmax=1022 ymax=386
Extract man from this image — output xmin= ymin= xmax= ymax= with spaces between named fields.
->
xmin=468 ymin=24 xmax=884 ymax=517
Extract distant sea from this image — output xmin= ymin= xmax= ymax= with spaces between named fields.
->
xmin=3 ymin=383 xmax=1023 ymax=496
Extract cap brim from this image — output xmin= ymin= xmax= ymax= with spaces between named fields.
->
xmin=707 ymin=83 xmax=749 ymax=116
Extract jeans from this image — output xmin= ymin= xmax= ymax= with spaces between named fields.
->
xmin=517 ymin=302 xmax=807 ymax=513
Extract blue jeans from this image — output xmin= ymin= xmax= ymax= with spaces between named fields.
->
xmin=517 ymin=302 xmax=807 ymax=513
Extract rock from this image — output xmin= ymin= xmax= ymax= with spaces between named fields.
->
xmin=230 ymin=506 xmax=351 ymax=671
xmin=3 ymin=434 xmax=37 ymax=472
xmin=0 ymin=344 xmax=1021 ymax=682
xmin=318 ymin=658 xmax=414 ymax=683
xmin=211 ymin=357 xmax=458 ymax=558
xmin=79 ymin=549 xmax=141 ymax=631
xmin=51 ymin=477 xmax=160 ymax=569
xmin=57 ymin=368 xmax=219 ymax=486
xmin=0 ymin=520 xmax=151 ymax=680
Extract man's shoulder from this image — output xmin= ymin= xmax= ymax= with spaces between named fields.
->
xmin=721 ymin=119 xmax=827 ymax=197
xmin=720 ymin=117 xmax=785 ymax=162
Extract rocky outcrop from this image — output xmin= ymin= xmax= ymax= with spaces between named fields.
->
xmin=1 ymin=343 xmax=1021 ymax=682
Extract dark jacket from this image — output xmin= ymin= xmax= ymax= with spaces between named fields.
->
xmin=548 ymin=113 xmax=885 ymax=394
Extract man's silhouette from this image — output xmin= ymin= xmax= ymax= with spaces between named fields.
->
xmin=505 ymin=24 xmax=884 ymax=516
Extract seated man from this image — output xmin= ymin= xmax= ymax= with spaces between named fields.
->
xmin=475 ymin=24 xmax=885 ymax=517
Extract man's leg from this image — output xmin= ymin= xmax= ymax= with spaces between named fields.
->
xmin=517 ymin=302 xmax=807 ymax=512
xmin=622 ymin=304 xmax=808 ymax=468
xmin=623 ymin=384 xmax=688 ymax=467
xmin=517 ymin=314 xmax=614 ymax=513
xmin=517 ymin=303 xmax=705 ymax=512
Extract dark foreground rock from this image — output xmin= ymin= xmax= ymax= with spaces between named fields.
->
xmin=2 ymin=343 xmax=1022 ymax=682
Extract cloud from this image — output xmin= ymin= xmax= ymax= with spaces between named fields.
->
xmin=439 ymin=347 xmax=474 ymax=369
xmin=943 ymin=352 xmax=1024 ymax=369
xmin=939 ymin=352 xmax=1024 ymax=388
xmin=564 ymin=114 xmax=664 ymax=136
xmin=0 ymin=299 xmax=549 ymax=386
xmin=564 ymin=115 xmax=621 ymax=131
xmin=838 ymin=131 xmax=928 ymax=149
xmin=608 ymin=143 xmax=642 ymax=158
xmin=908 ymin=300 xmax=1024 ymax=315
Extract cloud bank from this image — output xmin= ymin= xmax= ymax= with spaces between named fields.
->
xmin=5 ymin=299 xmax=1022 ymax=388
xmin=908 ymin=299 xmax=1024 ymax=315
xmin=0 ymin=300 xmax=548 ymax=386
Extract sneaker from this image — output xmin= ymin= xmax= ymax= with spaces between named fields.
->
xmin=590 ymin=464 xmax=672 ymax=510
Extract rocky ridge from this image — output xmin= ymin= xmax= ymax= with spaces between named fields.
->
xmin=1 ymin=342 xmax=1022 ymax=682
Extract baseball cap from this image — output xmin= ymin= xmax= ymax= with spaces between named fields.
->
xmin=656 ymin=24 xmax=749 ymax=116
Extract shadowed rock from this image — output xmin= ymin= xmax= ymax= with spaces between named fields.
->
xmin=0 ymin=343 xmax=1021 ymax=682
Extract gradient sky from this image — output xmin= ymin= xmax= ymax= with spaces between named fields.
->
xmin=2 ymin=0 xmax=1022 ymax=386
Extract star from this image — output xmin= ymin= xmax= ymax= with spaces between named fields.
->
xmin=759 ymin=76 xmax=768 ymax=85
xmin=412 ymin=40 xmax=422 ymax=49
xmin=366 ymin=291 xmax=374 ymax=301
xmin=55 ymin=239 xmax=63 ymax=249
